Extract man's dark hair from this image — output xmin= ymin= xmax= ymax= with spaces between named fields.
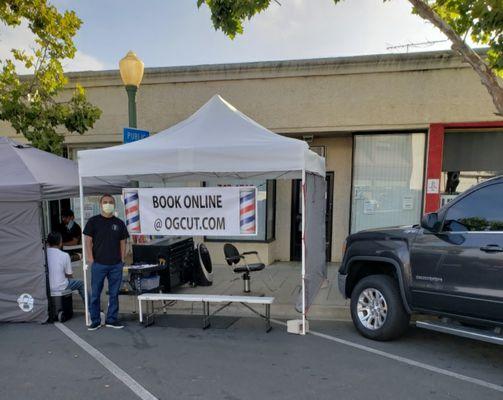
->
xmin=47 ymin=232 xmax=62 ymax=247
xmin=100 ymin=194 xmax=115 ymax=204
xmin=61 ymin=209 xmax=74 ymax=218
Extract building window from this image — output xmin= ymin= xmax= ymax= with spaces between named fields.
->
xmin=441 ymin=131 xmax=503 ymax=205
xmin=205 ymin=180 xmax=276 ymax=242
xmin=351 ymin=133 xmax=426 ymax=233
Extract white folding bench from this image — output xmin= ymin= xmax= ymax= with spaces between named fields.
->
xmin=138 ymin=293 xmax=274 ymax=332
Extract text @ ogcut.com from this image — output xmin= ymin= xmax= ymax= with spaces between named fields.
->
xmin=154 ymin=216 xmax=226 ymax=231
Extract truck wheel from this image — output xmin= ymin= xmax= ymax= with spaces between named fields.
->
xmin=350 ymin=275 xmax=410 ymax=341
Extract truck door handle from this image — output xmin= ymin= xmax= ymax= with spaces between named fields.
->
xmin=480 ymin=244 xmax=503 ymax=252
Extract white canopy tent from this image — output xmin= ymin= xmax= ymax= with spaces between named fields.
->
xmin=78 ymin=95 xmax=327 ymax=333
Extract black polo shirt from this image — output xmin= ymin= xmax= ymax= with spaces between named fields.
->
xmin=83 ymin=215 xmax=129 ymax=265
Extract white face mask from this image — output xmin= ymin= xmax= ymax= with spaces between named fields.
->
xmin=102 ymin=203 xmax=115 ymax=214
xmin=67 ymin=220 xmax=74 ymax=229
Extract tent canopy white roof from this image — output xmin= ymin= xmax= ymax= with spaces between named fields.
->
xmin=78 ymin=95 xmax=325 ymax=182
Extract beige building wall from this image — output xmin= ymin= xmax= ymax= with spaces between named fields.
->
xmin=311 ymin=136 xmax=353 ymax=262
xmin=3 ymin=51 xmax=499 ymax=144
xmin=3 ymin=51 xmax=500 ymax=262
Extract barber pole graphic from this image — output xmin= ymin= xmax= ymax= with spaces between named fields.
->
xmin=124 ymin=190 xmax=141 ymax=233
xmin=239 ymin=188 xmax=256 ymax=234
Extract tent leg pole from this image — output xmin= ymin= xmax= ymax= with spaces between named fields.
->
xmin=40 ymin=202 xmax=53 ymax=322
xmin=79 ymin=175 xmax=90 ymax=326
xmin=301 ymin=169 xmax=306 ymax=335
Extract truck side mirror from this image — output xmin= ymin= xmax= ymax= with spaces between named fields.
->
xmin=421 ymin=212 xmax=439 ymax=232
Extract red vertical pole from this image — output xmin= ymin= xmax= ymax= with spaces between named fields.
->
xmin=424 ymin=124 xmax=445 ymax=213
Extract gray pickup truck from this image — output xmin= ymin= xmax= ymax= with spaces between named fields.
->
xmin=338 ymin=176 xmax=503 ymax=344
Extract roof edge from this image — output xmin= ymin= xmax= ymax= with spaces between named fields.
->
xmin=19 ymin=48 xmax=485 ymax=87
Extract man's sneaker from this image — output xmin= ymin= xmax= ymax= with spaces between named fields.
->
xmin=105 ymin=321 xmax=124 ymax=329
xmin=88 ymin=322 xmax=101 ymax=331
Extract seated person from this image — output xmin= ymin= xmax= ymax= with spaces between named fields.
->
xmin=47 ymin=232 xmax=86 ymax=303
xmin=59 ymin=209 xmax=82 ymax=246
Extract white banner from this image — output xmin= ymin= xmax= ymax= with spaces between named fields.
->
xmin=123 ymin=187 xmax=257 ymax=236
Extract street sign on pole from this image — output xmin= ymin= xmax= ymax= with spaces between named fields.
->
xmin=123 ymin=127 xmax=149 ymax=143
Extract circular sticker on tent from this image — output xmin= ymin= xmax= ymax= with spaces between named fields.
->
xmin=17 ymin=293 xmax=34 ymax=312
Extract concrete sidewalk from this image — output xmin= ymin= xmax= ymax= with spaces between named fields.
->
xmin=74 ymin=262 xmax=350 ymax=321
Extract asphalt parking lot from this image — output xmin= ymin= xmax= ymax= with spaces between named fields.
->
xmin=1 ymin=314 xmax=502 ymax=400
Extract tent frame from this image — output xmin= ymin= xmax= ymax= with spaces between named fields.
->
xmin=301 ymin=169 xmax=306 ymax=335
xmin=77 ymin=95 xmax=326 ymax=332
xmin=78 ymin=172 xmax=309 ymax=334
xmin=79 ymin=176 xmax=91 ymax=325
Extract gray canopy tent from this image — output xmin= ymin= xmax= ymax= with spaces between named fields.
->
xmin=0 ymin=137 xmax=121 ymax=322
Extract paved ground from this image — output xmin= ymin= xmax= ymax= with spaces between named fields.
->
xmin=73 ymin=262 xmax=350 ymax=320
xmin=173 ymin=262 xmax=349 ymax=320
xmin=1 ymin=313 xmax=502 ymax=400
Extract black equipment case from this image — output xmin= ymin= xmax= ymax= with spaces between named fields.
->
xmin=132 ymin=237 xmax=195 ymax=292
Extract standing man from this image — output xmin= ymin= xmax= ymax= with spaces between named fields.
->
xmin=84 ymin=194 xmax=129 ymax=330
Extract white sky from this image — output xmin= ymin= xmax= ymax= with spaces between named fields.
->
xmin=0 ymin=0 xmax=463 ymax=73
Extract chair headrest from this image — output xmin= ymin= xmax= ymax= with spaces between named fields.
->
xmin=223 ymin=243 xmax=240 ymax=266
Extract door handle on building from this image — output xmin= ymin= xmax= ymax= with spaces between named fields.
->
xmin=480 ymin=245 xmax=503 ymax=253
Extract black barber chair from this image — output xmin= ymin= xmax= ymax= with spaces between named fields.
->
xmin=224 ymin=243 xmax=265 ymax=293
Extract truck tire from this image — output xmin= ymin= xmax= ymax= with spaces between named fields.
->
xmin=350 ymin=275 xmax=410 ymax=341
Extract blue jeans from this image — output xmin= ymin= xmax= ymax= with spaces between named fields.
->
xmin=90 ymin=262 xmax=123 ymax=325
xmin=66 ymin=279 xmax=86 ymax=303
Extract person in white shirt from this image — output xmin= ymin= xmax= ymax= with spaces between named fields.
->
xmin=47 ymin=232 xmax=85 ymax=302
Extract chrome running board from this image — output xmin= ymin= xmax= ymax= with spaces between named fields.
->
xmin=416 ymin=320 xmax=503 ymax=345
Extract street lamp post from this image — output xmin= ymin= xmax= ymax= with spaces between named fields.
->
xmin=119 ymin=51 xmax=144 ymax=128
